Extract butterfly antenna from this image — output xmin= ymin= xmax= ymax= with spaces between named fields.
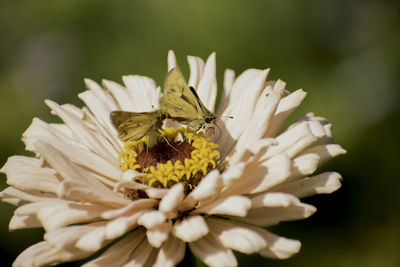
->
xmin=159 ymin=130 xmax=180 ymax=152
xmin=222 ymin=115 xmax=234 ymax=119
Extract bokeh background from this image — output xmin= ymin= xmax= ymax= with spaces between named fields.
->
xmin=1 ymin=0 xmax=399 ymax=266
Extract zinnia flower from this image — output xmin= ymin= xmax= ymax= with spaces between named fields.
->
xmin=1 ymin=51 xmax=346 ymax=267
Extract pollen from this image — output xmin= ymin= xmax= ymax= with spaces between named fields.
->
xmin=119 ymin=127 xmax=219 ymax=193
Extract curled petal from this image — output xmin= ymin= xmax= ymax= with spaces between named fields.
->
xmin=146 ymin=222 xmax=172 ymax=248
xmin=172 ymin=215 xmax=209 ymax=242
xmin=137 ymin=211 xmax=166 ymax=229
xmin=159 ymin=183 xmax=184 ymax=214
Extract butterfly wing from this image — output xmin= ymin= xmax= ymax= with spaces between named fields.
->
xmin=161 ymin=68 xmax=216 ymax=131
xmin=163 ymin=69 xmax=202 ymax=113
xmin=110 ymin=110 xmax=163 ymax=145
xmin=159 ymin=94 xmax=198 ymax=121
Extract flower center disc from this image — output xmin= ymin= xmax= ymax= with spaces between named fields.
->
xmin=119 ymin=127 xmax=219 ymax=193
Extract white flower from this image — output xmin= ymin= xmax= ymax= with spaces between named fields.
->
xmin=1 ymin=51 xmax=346 ymax=267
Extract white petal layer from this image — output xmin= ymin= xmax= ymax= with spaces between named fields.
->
xmin=82 ymin=230 xmax=145 ymax=267
xmin=259 ymin=232 xmax=301 ymax=259
xmin=234 ymin=200 xmax=316 ymax=226
xmin=123 ymin=239 xmax=153 ymax=267
xmin=236 ymin=79 xmax=285 ymax=149
xmin=207 ymin=217 xmax=267 ymax=254
xmin=264 ymin=89 xmax=307 ymax=138
xmin=223 ymin=154 xmax=291 ymax=196
xmin=146 ymin=222 xmax=172 ymax=248
xmin=105 ymin=212 xmax=144 ymax=240
xmin=1 ymin=156 xmax=59 ymax=193
xmin=33 ymin=141 xmax=128 ymax=207
xmin=13 ymin=241 xmax=92 ymax=267
xmin=271 ymin=172 xmax=343 ymax=198
xmin=153 ymin=235 xmax=185 ymax=267
xmin=219 ymin=69 xmax=270 ymax=159
xmin=189 ymin=234 xmax=237 ymax=267
xmin=45 ymin=222 xmax=106 ymax=249
xmin=122 ymin=75 xmax=159 ymax=112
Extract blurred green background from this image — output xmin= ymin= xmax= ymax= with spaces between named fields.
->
xmin=1 ymin=0 xmax=399 ymax=266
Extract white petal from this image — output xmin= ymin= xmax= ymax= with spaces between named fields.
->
xmin=250 ymin=192 xmax=303 ymax=209
xmin=45 ymin=100 xmax=117 ymax=162
xmin=223 ymin=154 xmax=291 ymax=196
xmin=76 ymin=226 xmax=107 ymax=251
xmin=13 ymin=241 xmax=92 ymax=267
xmin=1 ymin=187 xmax=57 ymax=206
xmin=121 ymin=171 xmax=169 ymax=199
xmin=146 ymin=222 xmax=172 ymax=248
xmin=264 ymin=89 xmax=307 ymax=138
xmin=33 ymin=141 xmax=128 ymax=207
xmin=138 ymin=210 xmax=166 ymax=229
xmin=167 ymin=50 xmax=178 ymax=71
xmin=220 ymin=162 xmax=245 ymax=189
xmin=153 ymin=235 xmax=185 ymax=267
xmin=236 ymin=80 xmax=285 ymax=149
xmin=122 ymin=75 xmax=159 ymax=112
xmin=219 ymin=69 xmax=270 ymax=159
xmin=159 ymin=182 xmax=184 ymax=213
xmin=9 ymin=214 xmax=42 ymax=229
xmin=101 ymin=199 xmax=158 ymax=219
xmin=262 ymin=121 xmax=318 ymax=160
xmin=289 ymin=153 xmax=320 ymax=180
xmin=83 ymin=230 xmax=145 ymax=267
xmin=122 ymin=239 xmax=153 ymax=267
xmin=187 ymin=55 xmax=205 ymax=89
xmin=207 ymin=217 xmax=267 ymax=254
xmin=217 ymin=69 xmax=235 ymax=117
xmin=102 ymin=79 xmax=135 ymax=111
xmin=105 ymin=212 xmax=144 ymax=240
xmin=45 ymin=222 xmax=107 ymax=249
xmin=172 ymin=215 xmax=209 ymax=242
xmin=301 ymin=144 xmax=347 ymax=165
xmin=259 ymin=232 xmax=301 ymax=259
xmin=234 ymin=201 xmax=316 ymax=226
xmin=189 ymin=234 xmax=237 ymax=267
xmin=79 ymin=80 xmax=121 ymax=147
xmin=196 ymin=52 xmax=217 ymax=111
xmin=180 ymin=169 xmax=222 ymax=211
xmin=36 ymin=202 xmax=109 ymax=231
xmin=194 ymin=195 xmax=251 ymax=217
xmin=24 ymin=119 xmax=122 ymax=183
xmin=1 ymin=155 xmax=59 ymax=194
xmin=271 ymin=172 xmax=342 ymax=198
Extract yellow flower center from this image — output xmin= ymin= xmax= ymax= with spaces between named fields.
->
xmin=119 ymin=127 xmax=219 ymax=193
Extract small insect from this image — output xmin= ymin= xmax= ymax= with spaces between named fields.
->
xmin=159 ymin=68 xmax=216 ymax=132
xmin=110 ymin=110 xmax=166 ymax=147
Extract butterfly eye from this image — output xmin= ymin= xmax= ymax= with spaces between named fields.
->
xmin=205 ymin=117 xmax=213 ymax=123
